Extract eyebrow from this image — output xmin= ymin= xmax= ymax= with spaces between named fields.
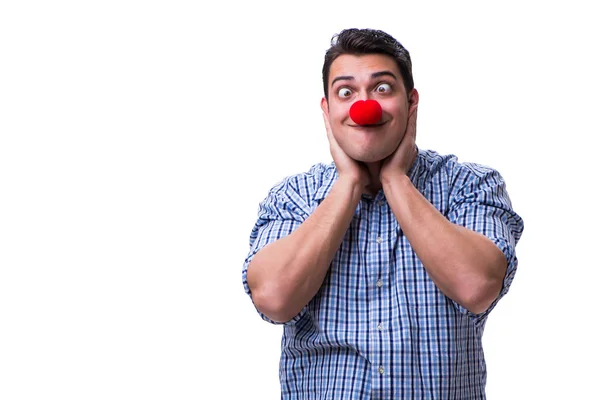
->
xmin=331 ymin=70 xmax=398 ymax=86
xmin=372 ymin=71 xmax=398 ymax=80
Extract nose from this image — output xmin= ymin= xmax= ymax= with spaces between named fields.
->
xmin=349 ymin=99 xmax=382 ymax=125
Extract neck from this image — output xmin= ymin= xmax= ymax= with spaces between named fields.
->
xmin=360 ymin=150 xmax=418 ymax=197
xmin=363 ymin=162 xmax=383 ymax=196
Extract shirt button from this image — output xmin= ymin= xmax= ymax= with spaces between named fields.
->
xmin=378 ymin=366 xmax=385 ymax=375
xmin=377 ymin=323 xmax=383 ymax=331
xmin=376 ymin=236 xmax=383 ymax=244
xmin=376 ymin=279 xmax=383 ymax=288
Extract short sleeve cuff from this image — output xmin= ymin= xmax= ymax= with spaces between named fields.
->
xmin=452 ymin=236 xmax=518 ymax=324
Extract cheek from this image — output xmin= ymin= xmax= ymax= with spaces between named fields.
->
xmin=328 ymin=101 xmax=351 ymax=120
xmin=381 ymin=99 xmax=405 ymax=115
xmin=385 ymin=104 xmax=409 ymax=127
xmin=333 ymin=107 xmax=350 ymax=122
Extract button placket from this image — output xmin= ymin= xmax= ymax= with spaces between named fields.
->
xmin=365 ymin=196 xmax=391 ymax=389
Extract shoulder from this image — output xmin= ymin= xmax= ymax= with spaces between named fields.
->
xmin=417 ymin=148 xmax=503 ymax=189
xmin=260 ymin=162 xmax=336 ymax=217
xmin=267 ymin=162 xmax=336 ymax=200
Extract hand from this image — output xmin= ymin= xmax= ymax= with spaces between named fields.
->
xmin=323 ymin=113 xmax=370 ymax=190
xmin=380 ymin=107 xmax=418 ymax=184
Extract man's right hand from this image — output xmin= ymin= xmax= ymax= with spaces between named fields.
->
xmin=248 ymin=118 xmax=367 ymax=322
xmin=323 ymin=113 xmax=370 ymax=191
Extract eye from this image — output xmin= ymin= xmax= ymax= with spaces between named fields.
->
xmin=376 ymin=83 xmax=392 ymax=93
xmin=337 ymin=87 xmax=352 ymax=98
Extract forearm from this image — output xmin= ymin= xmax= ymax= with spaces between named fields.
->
xmin=382 ymin=173 xmax=507 ymax=314
xmin=247 ymin=177 xmax=363 ymax=322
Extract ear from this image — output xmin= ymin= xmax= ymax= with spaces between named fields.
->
xmin=320 ymin=97 xmax=329 ymax=117
xmin=408 ymin=88 xmax=419 ymax=116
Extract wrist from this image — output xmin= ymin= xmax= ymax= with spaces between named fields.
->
xmin=381 ymin=171 xmax=411 ymax=192
xmin=381 ymin=168 xmax=406 ymax=186
xmin=337 ymin=174 xmax=366 ymax=197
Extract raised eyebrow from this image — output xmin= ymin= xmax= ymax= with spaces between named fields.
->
xmin=331 ymin=76 xmax=354 ymax=86
xmin=371 ymin=71 xmax=398 ymax=80
xmin=331 ymin=71 xmax=397 ymax=87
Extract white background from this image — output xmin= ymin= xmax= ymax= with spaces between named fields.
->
xmin=1 ymin=1 xmax=598 ymax=399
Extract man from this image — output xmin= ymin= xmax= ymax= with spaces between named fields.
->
xmin=242 ymin=28 xmax=524 ymax=399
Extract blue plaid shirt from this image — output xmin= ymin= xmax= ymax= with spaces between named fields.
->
xmin=242 ymin=149 xmax=524 ymax=399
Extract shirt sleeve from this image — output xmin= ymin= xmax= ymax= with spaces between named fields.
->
xmin=242 ymin=178 xmax=312 ymax=325
xmin=446 ymin=164 xmax=524 ymax=323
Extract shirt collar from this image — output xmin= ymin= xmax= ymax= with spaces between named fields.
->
xmin=313 ymin=147 xmax=422 ymax=203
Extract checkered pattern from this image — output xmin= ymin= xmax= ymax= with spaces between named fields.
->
xmin=242 ymin=149 xmax=524 ymax=399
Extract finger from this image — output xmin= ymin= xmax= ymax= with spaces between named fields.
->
xmin=322 ymin=113 xmax=336 ymax=144
xmin=408 ymin=106 xmax=418 ymax=126
xmin=406 ymin=107 xmax=418 ymax=140
xmin=322 ymin=113 xmax=332 ymax=132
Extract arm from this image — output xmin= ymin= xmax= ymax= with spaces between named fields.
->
xmin=247 ymin=111 xmax=370 ymax=323
xmin=382 ymin=174 xmax=507 ymax=314
xmin=380 ymin=101 xmax=520 ymax=315
xmin=247 ymin=176 xmax=362 ymax=323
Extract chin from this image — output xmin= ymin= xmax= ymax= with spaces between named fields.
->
xmin=340 ymin=134 xmax=401 ymax=164
xmin=348 ymin=148 xmax=393 ymax=163
xmin=342 ymin=143 xmax=393 ymax=163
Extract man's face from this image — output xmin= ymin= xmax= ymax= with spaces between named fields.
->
xmin=321 ymin=53 xmax=417 ymax=163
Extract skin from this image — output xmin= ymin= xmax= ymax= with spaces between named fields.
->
xmin=247 ymin=54 xmax=507 ymax=322
xmin=320 ymin=53 xmax=418 ymax=195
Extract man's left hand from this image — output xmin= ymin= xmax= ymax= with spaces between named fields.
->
xmin=380 ymin=106 xmax=418 ymax=184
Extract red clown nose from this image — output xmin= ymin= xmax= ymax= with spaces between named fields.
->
xmin=349 ymin=100 xmax=383 ymax=125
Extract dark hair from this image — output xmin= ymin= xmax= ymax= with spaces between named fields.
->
xmin=322 ymin=28 xmax=414 ymax=99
